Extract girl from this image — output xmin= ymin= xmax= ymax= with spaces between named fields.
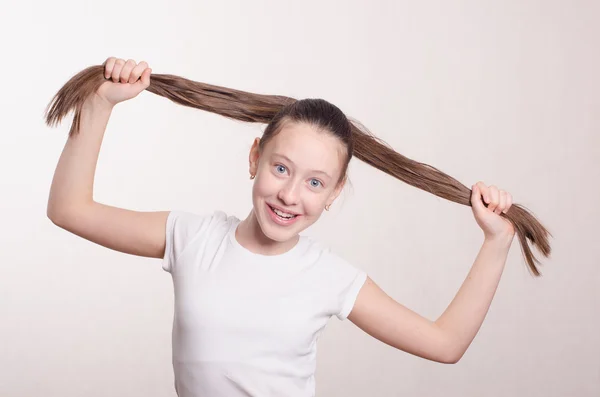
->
xmin=47 ymin=57 xmax=550 ymax=397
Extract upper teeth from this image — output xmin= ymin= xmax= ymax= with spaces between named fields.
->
xmin=273 ymin=207 xmax=295 ymax=218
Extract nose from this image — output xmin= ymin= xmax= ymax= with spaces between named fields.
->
xmin=277 ymin=179 xmax=300 ymax=206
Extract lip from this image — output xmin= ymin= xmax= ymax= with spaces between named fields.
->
xmin=267 ymin=203 xmax=301 ymax=216
xmin=266 ymin=203 xmax=302 ymax=226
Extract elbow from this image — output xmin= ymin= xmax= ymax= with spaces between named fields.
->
xmin=47 ymin=200 xmax=88 ymax=227
xmin=438 ymin=351 xmax=459 ymax=364
xmin=443 ymin=345 xmax=465 ymax=364
xmin=47 ymin=203 xmax=65 ymax=226
xmin=47 ymin=207 xmax=60 ymax=225
xmin=47 ymin=212 xmax=66 ymax=229
xmin=444 ymin=353 xmax=461 ymax=365
xmin=441 ymin=336 xmax=464 ymax=364
xmin=47 ymin=203 xmax=75 ymax=228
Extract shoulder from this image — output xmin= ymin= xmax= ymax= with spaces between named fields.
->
xmin=163 ymin=210 xmax=236 ymax=273
xmin=301 ymin=238 xmax=368 ymax=321
xmin=166 ymin=209 xmax=238 ymax=239
xmin=302 ymin=238 xmax=362 ymax=276
xmin=169 ymin=209 xmax=234 ymax=226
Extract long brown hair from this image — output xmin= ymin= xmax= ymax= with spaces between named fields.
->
xmin=45 ymin=64 xmax=552 ymax=276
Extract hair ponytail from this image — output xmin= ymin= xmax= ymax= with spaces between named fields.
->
xmin=46 ymin=64 xmax=552 ymax=276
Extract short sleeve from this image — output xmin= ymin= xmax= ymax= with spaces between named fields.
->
xmin=162 ymin=210 xmax=216 ymax=273
xmin=320 ymin=251 xmax=368 ymax=321
xmin=336 ymin=268 xmax=368 ymax=321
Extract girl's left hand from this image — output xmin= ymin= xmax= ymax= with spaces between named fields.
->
xmin=471 ymin=181 xmax=516 ymax=241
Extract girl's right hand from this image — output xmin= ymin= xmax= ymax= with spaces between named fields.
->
xmin=96 ymin=57 xmax=152 ymax=106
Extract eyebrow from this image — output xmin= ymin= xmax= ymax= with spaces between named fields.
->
xmin=271 ymin=153 xmax=332 ymax=179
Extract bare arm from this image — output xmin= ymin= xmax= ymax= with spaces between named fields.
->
xmin=349 ymin=180 xmax=516 ymax=364
xmin=434 ymin=235 xmax=512 ymax=361
xmin=348 ymin=277 xmax=456 ymax=364
xmin=348 ymin=235 xmax=512 ymax=364
xmin=47 ymin=86 xmax=169 ymax=259
xmin=47 ymin=94 xmax=113 ymax=213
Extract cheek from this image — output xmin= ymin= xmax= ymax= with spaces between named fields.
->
xmin=253 ymin=173 xmax=277 ymax=198
xmin=303 ymin=195 xmax=327 ymax=216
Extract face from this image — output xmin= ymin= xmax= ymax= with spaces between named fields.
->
xmin=248 ymin=122 xmax=347 ymax=243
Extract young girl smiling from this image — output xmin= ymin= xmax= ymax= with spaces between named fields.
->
xmin=47 ymin=57 xmax=549 ymax=397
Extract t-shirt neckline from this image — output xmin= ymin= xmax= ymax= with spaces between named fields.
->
xmin=227 ymin=220 xmax=308 ymax=262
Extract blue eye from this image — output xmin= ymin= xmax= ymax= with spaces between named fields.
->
xmin=275 ymin=165 xmax=287 ymax=174
xmin=310 ymin=179 xmax=322 ymax=188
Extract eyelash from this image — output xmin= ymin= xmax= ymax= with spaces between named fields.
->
xmin=274 ymin=164 xmax=323 ymax=188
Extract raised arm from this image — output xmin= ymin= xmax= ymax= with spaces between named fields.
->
xmin=47 ymin=58 xmax=169 ymax=259
xmin=348 ymin=183 xmax=515 ymax=364
xmin=348 ymin=236 xmax=511 ymax=364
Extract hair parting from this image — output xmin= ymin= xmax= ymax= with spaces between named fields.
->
xmin=45 ymin=64 xmax=553 ymax=276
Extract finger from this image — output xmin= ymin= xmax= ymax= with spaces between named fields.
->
xmin=129 ymin=61 xmax=148 ymax=84
xmin=476 ymin=182 xmax=491 ymax=206
xmin=488 ymin=185 xmax=500 ymax=213
xmin=119 ymin=59 xmax=137 ymax=84
xmin=111 ymin=59 xmax=125 ymax=83
xmin=486 ymin=185 xmax=498 ymax=212
xmin=496 ymin=191 xmax=506 ymax=215
xmin=471 ymin=184 xmax=486 ymax=212
xmin=104 ymin=57 xmax=117 ymax=79
xmin=503 ymin=192 xmax=513 ymax=214
xmin=138 ymin=67 xmax=152 ymax=87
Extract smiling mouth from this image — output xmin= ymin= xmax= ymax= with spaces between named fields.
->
xmin=268 ymin=204 xmax=299 ymax=219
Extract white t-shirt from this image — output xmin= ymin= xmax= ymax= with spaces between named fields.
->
xmin=162 ymin=210 xmax=367 ymax=397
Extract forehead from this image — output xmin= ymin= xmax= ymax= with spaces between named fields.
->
xmin=266 ymin=123 xmax=345 ymax=175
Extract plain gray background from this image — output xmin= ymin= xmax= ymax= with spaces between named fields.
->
xmin=1 ymin=0 xmax=598 ymax=396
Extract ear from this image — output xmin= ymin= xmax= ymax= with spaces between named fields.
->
xmin=326 ymin=174 xmax=347 ymax=207
xmin=249 ymin=137 xmax=261 ymax=176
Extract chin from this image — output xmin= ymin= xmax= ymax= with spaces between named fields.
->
xmin=259 ymin=216 xmax=297 ymax=242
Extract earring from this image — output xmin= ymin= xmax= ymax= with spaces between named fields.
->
xmin=250 ymin=174 xmax=255 ymax=180
xmin=325 ymin=204 xmax=330 ymax=211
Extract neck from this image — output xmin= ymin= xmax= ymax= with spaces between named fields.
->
xmin=236 ymin=209 xmax=300 ymax=256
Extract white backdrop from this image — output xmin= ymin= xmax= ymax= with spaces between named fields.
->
xmin=1 ymin=0 xmax=598 ymax=396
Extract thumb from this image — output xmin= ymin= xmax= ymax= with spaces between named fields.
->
xmin=138 ymin=68 xmax=152 ymax=88
xmin=471 ymin=184 xmax=486 ymax=213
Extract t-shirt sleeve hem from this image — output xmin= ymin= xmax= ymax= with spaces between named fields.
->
xmin=337 ymin=271 xmax=368 ymax=321
xmin=161 ymin=211 xmax=176 ymax=273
